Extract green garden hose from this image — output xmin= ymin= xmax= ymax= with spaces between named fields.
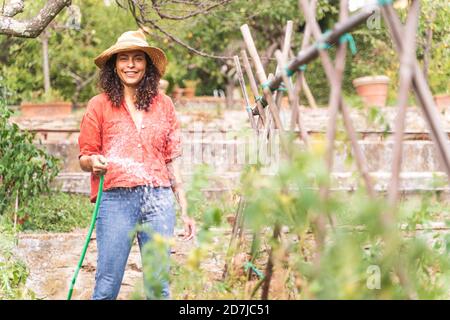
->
xmin=67 ymin=174 xmax=104 ymax=300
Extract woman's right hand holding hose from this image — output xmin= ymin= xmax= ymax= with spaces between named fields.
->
xmin=90 ymin=155 xmax=108 ymax=176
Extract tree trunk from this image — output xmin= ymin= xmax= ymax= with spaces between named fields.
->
xmin=422 ymin=12 xmax=435 ymax=80
xmin=0 ymin=0 xmax=71 ymax=38
xmin=13 ymin=192 xmax=18 ymax=233
xmin=69 ymin=72 xmax=96 ymax=108
xmin=225 ymin=80 xmax=234 ymax=109
xmin=262 ymin=42 xmax=278 ymax=70
xmin=41 ymin=29 xmax=51 ymax=95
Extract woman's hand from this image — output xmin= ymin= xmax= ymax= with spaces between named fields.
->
xmin=181 ymin=214 xmax=196 ymax=241
xmin=166 ymin=158 xmax=196 ymax=241
xmin=174 ymin=184 xmax=196 ymax=241
xmin=90 ymin=154 xmax=108 ymax=176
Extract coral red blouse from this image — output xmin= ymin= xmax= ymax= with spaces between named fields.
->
xmin=78 ymin=92 xmax=182 ymax=203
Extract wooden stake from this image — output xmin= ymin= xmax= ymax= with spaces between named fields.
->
xmin=266 ymin=4 xmax=377 ymax=92
xmin=234 ymin=55 xmax=257 ymax=130
xmin=14 ymin=192 xmax=18 ymax=233
xmin=382 ymin=5 xmax=450 ymax=181
xmin=301 ymin=76 xmax=318 ymax=108
xmin=274 ymin=21 xmax=294 ymax=109
xmin=241 ymin=50 xmax=267 ymax=128
xmin=261 ymin=224 xmax=280 ymax=300
xmin=387 ymin=0 xmax=420 ymax=207
xmin=275 ymin=50 xmax=309 ymax=147
xmin=241 ymin=24 xmax=284 ymax=130
xmin=300 ymin=0 xmax=375 ymax=198
xmin=296 ymin=0 xmax=318 ymax=110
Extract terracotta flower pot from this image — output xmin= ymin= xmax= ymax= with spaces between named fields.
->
xmin=434 ymin=94 xmax=450 ymax=113
xmin=17 ymin=213 xmax=29 ymax=226
xmin=20 ymin=101 xmax=72 ymax=118
xmin=172 ymin=87 xmax=184 ymax=100
xmin=352 ymin=75 xmax=390 ymax=107
xmin=183 ymin=87 xmax=195 ymax=99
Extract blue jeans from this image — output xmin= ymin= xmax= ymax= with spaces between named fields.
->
xmin=92 ymin=185 xmax=176 ymax=300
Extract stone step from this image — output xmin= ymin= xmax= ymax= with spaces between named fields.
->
xmin=52 ymin=171 xmax=449 ymax=196
xmin=10 ymin=105 xmax=450 ymax=147
xmin=41 ymin=140 xmax=448 ymax=173
xmin=275 ymin=107 xmax=450 ymax=133
xmin=12 ymin=105 xmax=450 ymax=134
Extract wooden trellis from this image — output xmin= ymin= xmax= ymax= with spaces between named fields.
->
xmin=224 ymin=0 xmax=450 ymax=300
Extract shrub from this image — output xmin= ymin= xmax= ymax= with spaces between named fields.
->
xmin=0 ymin=96 xmax=61 ymax=220
xmin=5 ymin=191 xmax=93 ymax=233
xmin=0 ymin=216 xmax=35 ymax=299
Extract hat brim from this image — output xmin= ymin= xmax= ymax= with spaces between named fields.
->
xmin=94 ymin=44 xmax=167 ymax=76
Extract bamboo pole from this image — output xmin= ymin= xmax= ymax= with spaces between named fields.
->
xmin=281 ymin=21 xmax=294 ymax=67
xmin=289 ymin=1 xmax=316 ymax=131
xmin=222 ymin=195 xmax=247 ymax=280
xmin=289 ymin=75 xmax=304 ymax=131
xmin=264 ymin=4 xmax=377 ymax=93
xmin=300 ymin=0 xmax=375 ymax=198
xmin=301 ymin=76 xmax=318 ymax=108
xmin=241 ymin=24 xmax=284 ymax=130
xmin=381 ymin=4 xmax=450 ymax=181
xmin=261 ymin=224 xmax=280 ymax=300
xmin=274 ymin=21 xmax=294 ymax=109
xmin=241 ymin=50 xmax=267 ymax=128
xmin=13 ymin=192 xmax=18 ymax=234
xmin=250 ymin=4 xmax=375 ymax=114
xmin=297 ymin=0 xmax=318 ymax=111
xmin=275 ymin=50 xmax=309 ymax=147
xmin=387 ymin=0 xmax=420 ymax=207
xmin=264 ymin=73 xmax=276 ymax=136
xmin=234 ymin=55 xmax=257 ymax=130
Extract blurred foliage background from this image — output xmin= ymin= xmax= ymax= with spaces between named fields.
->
xmin=0 ymin=0 xmax=448 ymax=105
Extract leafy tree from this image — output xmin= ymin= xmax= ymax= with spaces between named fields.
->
xmin=0 ymin=0 xmax=138 ymax=105
xmin=128 ymin=0 xmax=449 ymax=104
xmin=349 ymin=0 xmax=449 ymax=99
xmin=0 ymin=0 xmax=70 ymax=38
xmin=1 ymin=1 xmax=448 ymax=105
xmin=417 ymin=0 xmax=450 ymax=94
xmin=131 ymin=0 xmax=338 ymax=104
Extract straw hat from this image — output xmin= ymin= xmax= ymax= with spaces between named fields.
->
xmin=94 ymin=30 xmax=167 ymax=76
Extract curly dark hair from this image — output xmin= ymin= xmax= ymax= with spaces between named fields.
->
xmin=99 ymin=53 xmax=161 ymax=111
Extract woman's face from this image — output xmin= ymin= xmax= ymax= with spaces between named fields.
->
xmin=115 ymin=50 xmax=147 ymax=87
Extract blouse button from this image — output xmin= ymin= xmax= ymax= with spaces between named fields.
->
xmin=141 ymin=124 xmax=145 ymax=129
xmin=137 ymin=143 xmax=142 ymax=148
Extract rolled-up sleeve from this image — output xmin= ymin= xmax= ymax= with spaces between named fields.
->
xmin=164 ymin=98 xmax=182 ymax=163
xmin=78 ymin=100 xmax=102 ymax=159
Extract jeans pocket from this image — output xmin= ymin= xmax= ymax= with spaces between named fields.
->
xmin=140 ymin=188 xmax=175 ymax=225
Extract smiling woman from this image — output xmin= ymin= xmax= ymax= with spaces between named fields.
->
xmin=116 ymin=51 xmax=147 ymax=85
xmin=77 ymin=30 xmax=195 ymax=300
xmin=99 ymin=50 xmax=160 ymax=111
